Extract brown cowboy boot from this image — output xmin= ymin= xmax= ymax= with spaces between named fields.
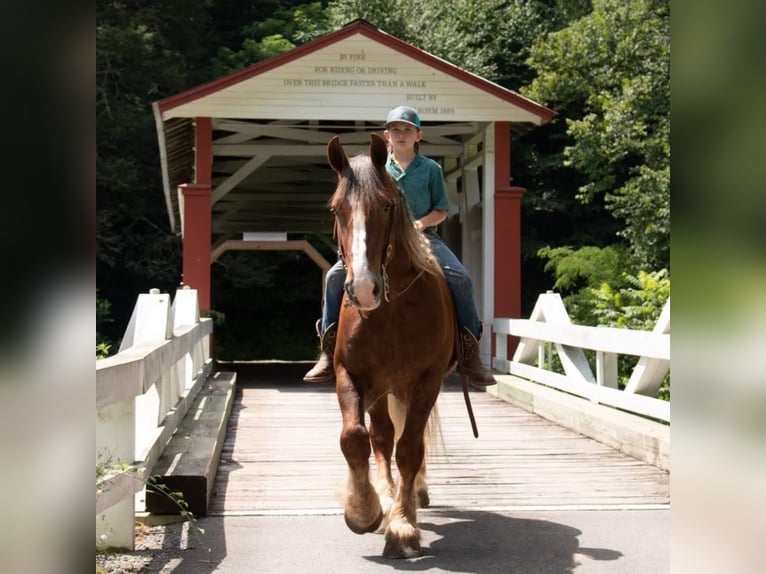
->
xmin=303 ymin=320 xmax=338 ymax=382
xmin=460 ymin=327 xmax=497 ymax=386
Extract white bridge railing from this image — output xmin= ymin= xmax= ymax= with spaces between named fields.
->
xmin=493 ymin=292 xmax=670 ymax=422
xmin=96 ymin=287 xmax=213 ymax=550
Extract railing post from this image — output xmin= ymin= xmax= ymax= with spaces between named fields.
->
xmin=96 ymin=399 xmax=137 ymax=550
xmin=131 ymin=290 xmax=172 ymax=459
xmin=596 ymin=350 xmax=619 ymax=389
xmin=96 ymin=289 xmax=171 ymax=551
xmin=172 ymin=286 xmax=205 ymax=396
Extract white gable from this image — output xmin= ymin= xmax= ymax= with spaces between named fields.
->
xmin=162 ymin=32 xmax=545 ymax=124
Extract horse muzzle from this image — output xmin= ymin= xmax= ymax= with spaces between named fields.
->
xmin=344 ymin=273 xmax=383 ymax=311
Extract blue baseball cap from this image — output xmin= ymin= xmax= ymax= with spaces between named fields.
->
xmin=384 ymin=105 xmax=421 ymax=129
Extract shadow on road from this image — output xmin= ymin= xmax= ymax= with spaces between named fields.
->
xmin=364 ymin=508 xmax=622 ymax=573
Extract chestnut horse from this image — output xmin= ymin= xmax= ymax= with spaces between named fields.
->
xmin=327 ymin=133 xmax=456 ymax=558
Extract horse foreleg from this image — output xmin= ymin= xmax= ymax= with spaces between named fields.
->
xmin=337 ymin=373 xmax=382 ymax=534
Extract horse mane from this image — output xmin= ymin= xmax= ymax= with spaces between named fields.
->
xmin=329 ymin=154 xmax=442 ymax=278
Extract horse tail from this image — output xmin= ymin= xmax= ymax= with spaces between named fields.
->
xmin=387 ymin=393 xmax=406 ymax=444
xmin=425 ymin=401 xmax=445 ymax=461
xmin=386 ymin=394 xmax=445 ymax=461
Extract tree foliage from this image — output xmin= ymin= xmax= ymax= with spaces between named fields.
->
xmin=524 ymin=0 xmax=670 ymax=271
xmin=97 ymin=1 xmax=197 ymax=341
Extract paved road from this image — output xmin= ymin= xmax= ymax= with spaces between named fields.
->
xmin=142 ymin=506 xmax=669 ymax=573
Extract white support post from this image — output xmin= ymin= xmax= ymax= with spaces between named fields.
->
xmin=172 ymin=286 xmax=202 ymax=395
xmin=624 ymin=299 xmax=671 ymax=396
xmin=493 ymin=331 xmax=509 ymax=372
xmin=172 ymin=286 xmax=201 ymax=329
xmin=96 ymin=289 xmax=171 ymax=551
xmin=480 ymin=124 xmax=495 ymax=364
xmin=132 ymin=290 xmax=172 ymax=459
xmin=96 ymin=398 xmax=137 ymax=550
xmin=596 ymin=351 xmax=619 ymax=388
xmin=513 ymin=292 xmax=596 ymax=384
xmin=513 ymin=296 xmax=546 ymax=365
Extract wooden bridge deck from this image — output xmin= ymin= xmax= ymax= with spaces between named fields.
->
xmin=209 ymin=363 xmax=669 ymax=515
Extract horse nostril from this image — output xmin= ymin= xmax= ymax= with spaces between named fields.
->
xmin=372 ymin=282 xmax=380 ymax=299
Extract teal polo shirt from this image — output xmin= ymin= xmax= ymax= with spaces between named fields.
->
xmin=386 ymin=154 xmax=450 ymax=235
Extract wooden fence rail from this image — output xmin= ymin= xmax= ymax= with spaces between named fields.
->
xmin=96 ymin=287 xmax=213 ymax=550
xmin=493 ymin=292 xmax=670 ymax=422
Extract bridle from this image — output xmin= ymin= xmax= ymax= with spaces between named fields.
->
xmin=333 ymin=203 xmax=423 ymax=303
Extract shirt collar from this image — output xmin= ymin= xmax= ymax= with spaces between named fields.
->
xmin=387 ymin=154 xmax=422 ymax=180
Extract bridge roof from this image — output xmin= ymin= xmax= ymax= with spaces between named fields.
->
xmin=153 ymin=20 xmax=553 ymax=235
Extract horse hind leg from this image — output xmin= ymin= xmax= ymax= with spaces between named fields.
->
xmin=415 ymin=458 xmax=429 ymax=509
xmin=385 ymin=393 xmax=410 ymax=513
xmin=384 ymin=443 xmax=423 ymax=558
xmin=369 ymin=397 xmax=396 ymax=523
xmin=383 ymin=395 xmax=434 ymax=559
xmin=415 ymin=403 xmax=441 ymax=509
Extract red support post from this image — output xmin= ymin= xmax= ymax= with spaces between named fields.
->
xmin=494 ymin=122 xmax=524 ymax=357
xmin=194 ymin=117 xmax=212 ymax=185
xmin=179 ymin=117 xmax=212 ymax=311
xmin=180 ymin=183 xmax=212 ymax=311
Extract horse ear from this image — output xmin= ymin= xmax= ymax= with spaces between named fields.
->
xmin=369 ymin=133 xmax=388 ymax=169
xmin=327 ymin=136 xmax=349 ymax=176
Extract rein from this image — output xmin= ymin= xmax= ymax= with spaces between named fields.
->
xmin=454 ymin=307 xmax=479 ymax=438
xmin=383 ymin=266 xmax=424 ymax=302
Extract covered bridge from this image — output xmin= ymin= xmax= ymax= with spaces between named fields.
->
xmin=152 ymin=19 xmax=553 ymax=361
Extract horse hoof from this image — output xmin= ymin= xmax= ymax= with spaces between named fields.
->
xmin=383 ymin=537 xmax=421 ymax=559
xmin=344 ymin=510 xmax=383 ymax=534
xmin=417 ymin=490 xmax=430 ymax=508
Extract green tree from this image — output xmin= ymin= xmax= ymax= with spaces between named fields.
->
xmin=327 ymin=0 xmax=408 ymax=39
xmin=97 ymin=1 xmax=197 ymax=341
xmin=96 ymin=291 xmax=114 ymax=359
xmin=538 ymin=244 xmax=628 ymax=324
xmin=211 ymin=2 xmax=331 ymax=74
xmin=325 ymin=0 xmax=542 ymax=80
xmin=523 ymin=0 xmax=670 ymax=271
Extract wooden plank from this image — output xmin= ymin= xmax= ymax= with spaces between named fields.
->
xmin=145 ymin=372 xmax=237 ymax=515
xmin=493 ymin=374 xmax=670 ymax=469
xmin=206 ymin=366 xmax=669 ymax=515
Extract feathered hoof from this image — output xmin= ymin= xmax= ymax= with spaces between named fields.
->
xmin=344 ymin=509 xmax=383 ymax=534
xmin=383 ymin=536 xmax=421 ymax=559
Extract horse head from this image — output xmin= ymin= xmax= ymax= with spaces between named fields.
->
xmin=327 ymin=133 xmax=398 ymax=312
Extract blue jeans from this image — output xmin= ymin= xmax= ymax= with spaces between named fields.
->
xmin=321 ymin=235 xmax=482 ymax=337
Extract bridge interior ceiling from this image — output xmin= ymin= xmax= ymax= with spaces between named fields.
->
xmin=165 ymin=117 xmax=503 ymax=243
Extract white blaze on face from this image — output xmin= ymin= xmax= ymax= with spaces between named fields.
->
xmin=349 ymin=205 xmax=378 ymax=309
